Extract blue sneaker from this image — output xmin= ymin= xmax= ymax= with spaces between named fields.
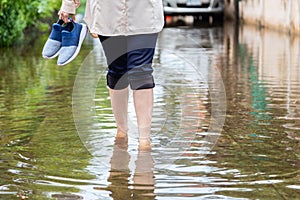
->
xmin=57 ymin=21 xmax=87 ymax=66
xmin=42 ymin=19 xmax=67 ymax=59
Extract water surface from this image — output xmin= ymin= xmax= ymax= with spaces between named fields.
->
xmin=0 ymin=22 xmax=299 ymax=199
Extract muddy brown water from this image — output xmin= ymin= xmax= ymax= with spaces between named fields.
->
xmin=0 ymin=21 xmax=299 ymax=199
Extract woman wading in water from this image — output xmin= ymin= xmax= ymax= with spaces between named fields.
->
xmin=59 ymin=0 xmax=164 ymax=150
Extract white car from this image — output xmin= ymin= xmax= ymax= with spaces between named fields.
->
xmin=163 ymin=0 xmax=224 ymax=21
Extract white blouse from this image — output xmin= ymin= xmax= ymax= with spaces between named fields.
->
xmin=61 ymin=0 xmax=165 ymax=36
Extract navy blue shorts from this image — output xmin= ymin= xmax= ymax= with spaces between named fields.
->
xmin=99 ymin=33 xmax=158 ymax=90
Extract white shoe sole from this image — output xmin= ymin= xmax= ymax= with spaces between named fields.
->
xmin=42 ymin=48 xmax=61 ymax=59
xmin=57 ymin=23 xmax=88 ymax=66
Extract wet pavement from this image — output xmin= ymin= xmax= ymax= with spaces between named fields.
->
xmin=0 ymin=20 xmax=299 ymax=200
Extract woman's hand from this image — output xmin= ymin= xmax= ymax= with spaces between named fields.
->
xmin=58 ymin=10 xmax=76 ymax=23
xmin=58 ymin=0 xmax=80 ymax=23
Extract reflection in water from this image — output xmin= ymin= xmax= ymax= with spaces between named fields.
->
xmin=218 ymin=22 xmax=300 ymax=199
xmin=104 ymin=137 xmax=155 ymax=200
xmin=0 ymin=20 xmax=300 ymax=199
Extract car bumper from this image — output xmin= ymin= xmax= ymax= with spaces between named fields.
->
xmin=164 ymin=6 xmax=223 ymax=15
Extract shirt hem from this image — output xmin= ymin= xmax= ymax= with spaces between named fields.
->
xmin=84 ymin=18 xmax=164 ymax=36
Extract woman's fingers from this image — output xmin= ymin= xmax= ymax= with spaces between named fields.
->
xmin=71 ymin=14 xmax=76 ymax=22
xmin=58 ymin=10 xmax=71 ymax=23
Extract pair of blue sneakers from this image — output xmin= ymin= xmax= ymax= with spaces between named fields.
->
xmin=42 ymin=19 xmax=87 ymax=66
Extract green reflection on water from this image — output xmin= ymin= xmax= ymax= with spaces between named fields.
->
xmin=0 ymin=36 xmax=94 ymax=199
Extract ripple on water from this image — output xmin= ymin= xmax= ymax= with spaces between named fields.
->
xmin=1 ymin=25 xmax=300 ymax=199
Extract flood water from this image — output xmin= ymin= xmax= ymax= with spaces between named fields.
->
xmin=0 ymin=20 xmax=299 ymax=200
